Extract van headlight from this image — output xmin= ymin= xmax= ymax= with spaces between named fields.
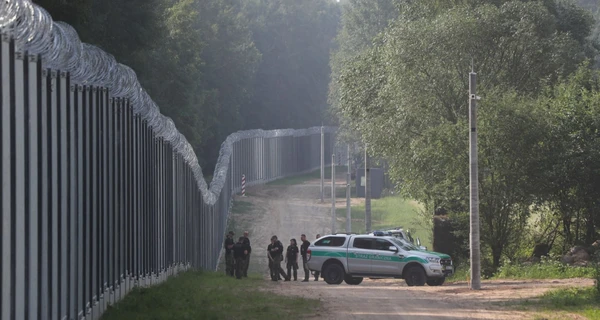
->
xmin=426 ymin=257 xmax=440 ymax=264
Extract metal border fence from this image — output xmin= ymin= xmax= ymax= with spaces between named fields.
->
xmin=1 ymin=1 xmax=337 ymax=319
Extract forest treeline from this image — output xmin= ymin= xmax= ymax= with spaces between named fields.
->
xmin=33 ymin=0 xmax=341 ymax=174
xmin=331 ymin=0 xmax=600 ymax=273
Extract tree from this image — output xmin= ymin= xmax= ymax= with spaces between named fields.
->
xmin=240 ymin=0 xmax=341 ymax=130
xmin=335 ymin=0 xmax=596 ymax=269
xmin=541 ymin=66 xmax=600 ymax=248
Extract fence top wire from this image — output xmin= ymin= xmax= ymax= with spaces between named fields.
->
xmin=1 ymin=0 xmax=337 ymax=206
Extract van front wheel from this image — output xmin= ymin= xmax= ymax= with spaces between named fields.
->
xmin=426 ymin=277 xmax=445 ymax=286
xmin=404 ymin=266 xmax=426 ymax=286
xmin=344 ymin=275 xmax=363 ymax=285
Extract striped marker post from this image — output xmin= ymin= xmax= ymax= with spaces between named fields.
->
xmin=241 ymin=174 xmax=246 ymax=197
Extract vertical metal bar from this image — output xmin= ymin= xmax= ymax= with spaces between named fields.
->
xmin=14 ymin=48 xmax=26 ymax=320
xmin=100 ymin=86 xmax=108 ymax=310
xmin=91 ymin=86 xmax=99 ymax=316
xmin=75 ymin=84 xmax=84 ymax=319
xmin=0 ymin=32 xmax=10 ymax=320
xmin=132 ymin=115 xmax=139 ymax=284
xmin=39 ymin=68 xmax=50 ymax=320
xmin=28 ymin=54 xmax=41 ymax=320
xmin=59 ymin=70 xmax=69 ymax=320
xmin=49 ymin=70 xmax=59 ymax=320
xmin=68 ymin=79 xmax=76 ymax=320
xmin=84 ymin=85 xmax=92 ymax=317
xmin=115 ymin=98 xmax=122 ymax=299
xmin=106 ymin=91 xmax=114 ymax=304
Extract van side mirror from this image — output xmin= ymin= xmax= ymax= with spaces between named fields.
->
xmin=389 ymin=246 xmax=398 ymax=252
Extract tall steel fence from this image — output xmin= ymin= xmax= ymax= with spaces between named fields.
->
xmin=0 ymin=1 xmax=337 ymax=320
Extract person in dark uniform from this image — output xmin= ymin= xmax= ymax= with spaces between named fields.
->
xmin=267 ymin=235 xmax=289 ymax=281
xmin=242 ymin=231 xmax=252 ymax=277
xmin=300 ymin=234 xmax=311 ymax=282
xmin=314 ymin=234 xmax=321 ymax=281
xmin=224 ymin=231 xmax=235 ymax=277
xmin=233 ymin=236 xmax=248 ymax=279
xmin=285 ymin=239 xmax=299 ymax=281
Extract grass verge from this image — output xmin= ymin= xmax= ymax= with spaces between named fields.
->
xmin=516 ymin=287 xmax=600 ymax=319
xmin=267 ymin=166 xmax=347 ymax=186
xmin=494 ymin=259 xmax=595 ymax=280
xmin=447 ymin=259 xmax=595 ymax=282
xmin=101 ymin=271 xmax=319 ymax=320
xmin=336 ymin=195 xmax=430 ymax=249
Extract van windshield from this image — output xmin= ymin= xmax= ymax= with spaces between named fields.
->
xmin=390 ymin=237 xmax=420 ymax=251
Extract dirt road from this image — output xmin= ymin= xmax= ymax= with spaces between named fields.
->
xmin=228 ymin=179 xmax=594 ymax=320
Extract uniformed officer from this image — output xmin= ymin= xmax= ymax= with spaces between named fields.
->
xmin=224 ymin=231 xmax=235 ymax=277
xmin=313 ymin=234 xmax=321 ymax=281
xmin=267 ymin=235 xmax=289 ymax=281
xmin=233 ymin=236 xmax=248 ymax=279
xmin=285 ymin=238 xmax=299 ymax=281
xmin=300 ymin=234 xmax=311 ymax=282
xmin=242 ymin=231 xmax=252 ymax=277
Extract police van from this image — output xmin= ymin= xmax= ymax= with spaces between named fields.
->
xmin=306 ymin=234 xmax=452 ymax=286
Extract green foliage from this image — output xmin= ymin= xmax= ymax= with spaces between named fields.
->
xmin=332 ymin=0 xmax=599 ymax=271
xmin=101 ymin=271 xmax=319 ymax=319
xmin=494 ymin=257 xmax=595 ymax=279
xmin=35 ymin=0 xmax=341 ymax=175
xmin=240 ymin=0 xmax=341 ymax=131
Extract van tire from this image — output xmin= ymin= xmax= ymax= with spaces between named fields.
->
xmin=344 ymin=275 xmax=363 ymax=285
xmin=323 ymin=263 xmax=345 ymax=285
xmin=426 ymin=277 xmax=445 ymax=286
xmin=404 ymin=266 xmax=426 ymax=286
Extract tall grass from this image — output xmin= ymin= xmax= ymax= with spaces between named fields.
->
xmin=519 ymin=287 xmax=600 ymax=320
xmin=101 ymin=271 xmax=319 ymax=320
xmin=494 ymin=258 xmax=595 ymax=280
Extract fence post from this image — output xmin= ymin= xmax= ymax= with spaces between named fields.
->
xmin=241 ymin=174 xmax=246 ymax=197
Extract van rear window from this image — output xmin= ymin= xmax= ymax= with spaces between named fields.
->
xmin=314 ymin=236 xmax=346 ymax=247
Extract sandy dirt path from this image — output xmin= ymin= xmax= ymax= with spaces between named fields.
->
xmin=227 ymin=179 xmax=594 ymax=319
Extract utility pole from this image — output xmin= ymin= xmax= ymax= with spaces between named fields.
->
xmin=365 ymin=144 xmax=371 ymax=233
xmin=346 ymin=144 xmax=351 ymax=233
xmin=469 ymin=71 xmax=481 ymax=290
xmin=332 ymin=154 xmax=336 ymax=234
xmin=320 ymin=126 xmax=324 ymax=203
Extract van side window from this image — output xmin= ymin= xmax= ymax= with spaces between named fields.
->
xmin=352 ymin=238 xmax=372 ymax=249
xmin=314 ymin=236 xmax=346 ymax=247
xmin=375 ymin=239 xmax=394 ymax=251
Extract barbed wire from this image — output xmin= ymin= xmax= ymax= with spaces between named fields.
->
xmin=1 ymin=0 xmax=337 ymax=205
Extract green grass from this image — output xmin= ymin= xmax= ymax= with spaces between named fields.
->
xmin=494 ymin=259 xmax=595 ymax=280
xmin=101 ymin=271 xmax=319 ymax=320
xmin=447 ymin=259 xmax=595 ymax=282
xmin=267 ymin=166 xmax=348 ymax=185
xmin=336 ymin=195 xmax=431 ymax=249
xmin=231 ymin=200 xmax=254 ymax=214
xmin=516 ymin=287 xmax=600 ymax=319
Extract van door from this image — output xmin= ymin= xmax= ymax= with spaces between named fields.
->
xmin=347 ymin=238 xmax=373 ymax=274
xmin=371 ymin=238 xmax=403 ymax=276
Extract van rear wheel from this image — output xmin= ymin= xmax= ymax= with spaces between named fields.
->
xmin=323 ymin=264 xmax=345 ymax=285
xmin=344 ymin=275 xmax=363 ymax=285
xmin=404 ymin=266 xmax=426 ymax=286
